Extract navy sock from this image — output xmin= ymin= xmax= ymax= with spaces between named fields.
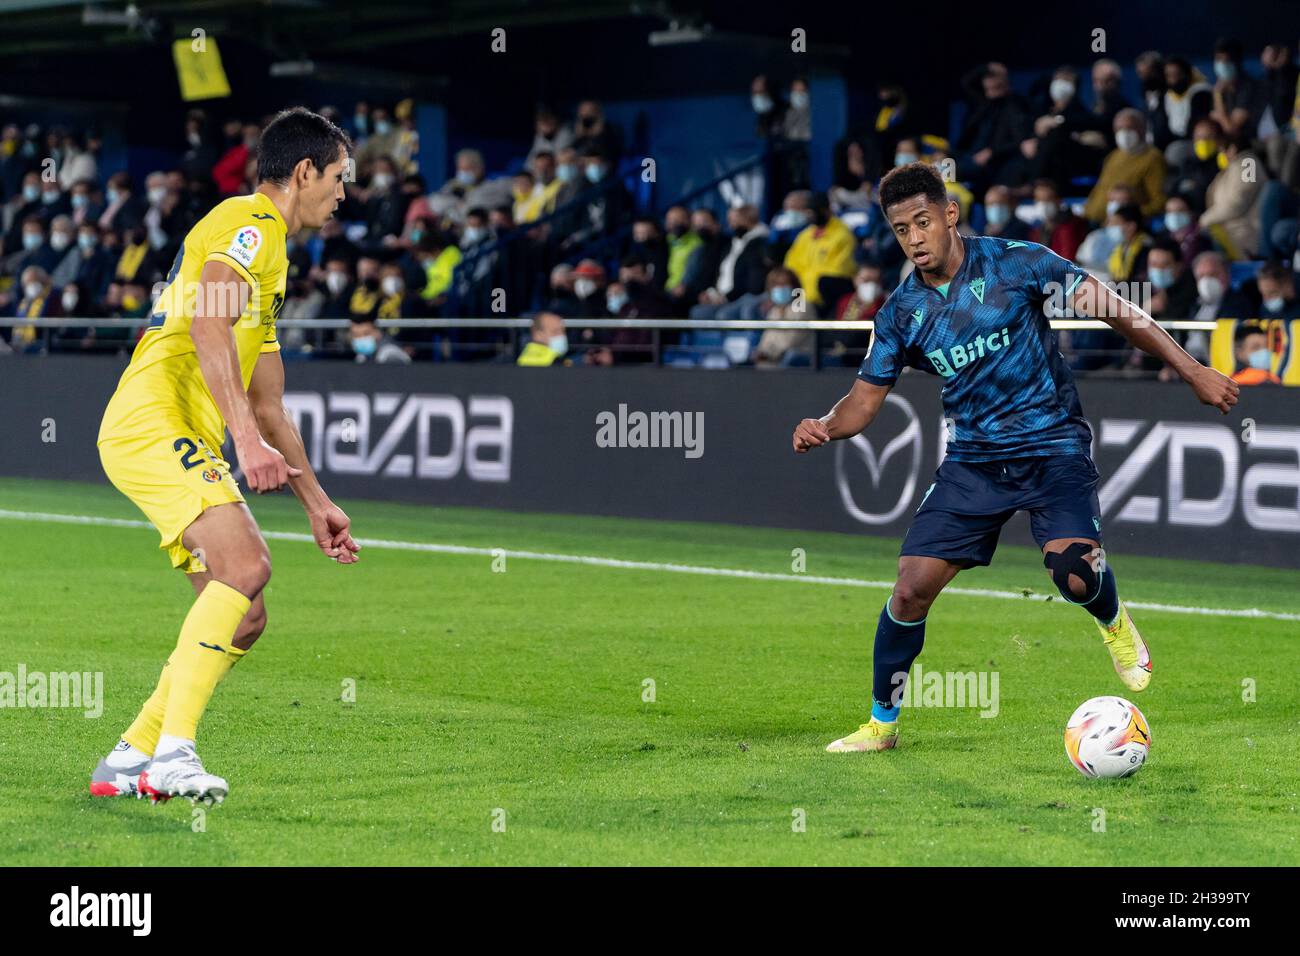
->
xmin=871 ymin=601 xmax=927 ymax=720
xmin=1081 ymin=565 xmax=1120 ymax=625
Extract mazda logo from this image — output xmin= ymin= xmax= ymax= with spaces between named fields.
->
xmin=834 ymin=393 xmax=923 ymax=525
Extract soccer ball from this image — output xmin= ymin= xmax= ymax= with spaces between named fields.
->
xmin=1064 ymin=696 xmax=1151 ymax=778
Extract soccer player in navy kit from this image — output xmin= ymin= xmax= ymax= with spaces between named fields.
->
xmin=792 ymin=163 xmax=1239 ymax=753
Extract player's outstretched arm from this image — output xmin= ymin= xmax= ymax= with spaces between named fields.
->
xmin=1073 ymin=274 xmax=1240 ymax=414
xmin=191 ymin=259 xmax=302 ymax=491
xmin=792 ymin=379 xmax=891 ymax=453
xmin=248 ymin=351 xmax=360 ymax=565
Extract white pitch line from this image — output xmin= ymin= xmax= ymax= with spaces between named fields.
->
xmin=2 ymin=507 xmax=1298 ymax=623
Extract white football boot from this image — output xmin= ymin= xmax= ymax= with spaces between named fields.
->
xmin=138 ymin=742 xmax=229 ymax=805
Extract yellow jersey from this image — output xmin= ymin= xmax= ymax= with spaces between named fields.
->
xmin=99 ymin=191 xmax=288 ymax=448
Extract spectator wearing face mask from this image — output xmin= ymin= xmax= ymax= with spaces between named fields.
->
xmin=319 ymin=256 xmax=357 ymax=320
xmin=376 ymin=264 xmax=423 ymax=319
xmin=754 ymin=267 xmax=813 ymax=367
xmin=835 ymin=263 xmax=887 ymax=321
xmin=981 ymin=185 xmax=1030 ymax=240
xmin=1160 ymin=194 xmax=1211 ymax=265
xmin=1207 ymin=37 xmax=1265 ymax=143
xmin=363 ymin=157 xmax=408 ymax=248
xmin=178 ymin=109 xmax=218 ymax=184
xmin=67 ymin=179 xmax=103 ymax=228
xmin=783 ymin=192 xmax=856 ymax=314
xmin=69 ymin=225 xmax=114 ymax=303
xmin=542 ymin=263 xmax=579 ymax=317
xmin=572 ymin=100 xmax=623 ymax=164
xmin=1084 ymin=110 xmax=1166 ymax=224
xmin=430 ymin=148 xmax=512 ymax=225
xmin=48 ymin=215 xmax=80 ymax=286
xmin=689 ymin=205 xmax=771 ymax=320
xmin=4 ymin=172 xmax=44 ymax=251
xmin=660 ymin=205 xmax=701 ymax=293
xmin=1135 ymin=51 xmax=1168 ymax=139
xmin=1027 ymin=179 xmax=1089 ymax=260
xmin=5 ymin=215 xmax=57 ymax=276
xmin=1019 ymin=64 xmax=1116 ymax=187
xmin=355 ymin=107 xmax=400 ymax=172
xmin=1199 ymin=132 xmax=1268 ymax=260
xmin=1168 ymin=118 xmax=1225 ymax=201
xmin=528 ymin=151 xmax=568 ymax=217
xmin=1158 ymin=57 xmax=1214 ymax=150
xmin=670 ymin=208 xmax=727 ymax=313
xmin=1106 ymin=203 xmax=1152 ymax=283
xmin=51 ymin=280 xmax=106 ymax=352
xmin=518 ymin=311 xmax=570 ymax=366
xmin=585 ymin=278 xmax=654 ymax=366
xmin=954 ymin=62 xmax=1033 ymax=192
xmin=770 ymin=190 xmax=813 ymax=261
xmin=1230 ymin=324 xmax=1281 ymax=384
xmin=559 ymin=147 xmax=631 ymax=253
xmin=627 ymin=216 xmax=668 ymax=286
xmin=1145 ymin=237 xmax=1199 ymax=321
xmin=349 ymin=318 xmax=412 ymax=365
xmin=35 ymin=177 xmax=70 ymax=223
xmin=1077 ymin=184 xmax=1138 ymax=270
xmin=1254 ymin=260 xmax=1300 ymax=320
xmin=349 ymin=256 xmax=383 ymax=322
xmin=527 ymin=108 xmax=575 ymax=166
xmin=568 ymin=259 xmax=608 ymax=319
xmin=9 ymin=265 xmax=57 ymax=350
xmin=99 ymin=172 xmax=145 ymax=234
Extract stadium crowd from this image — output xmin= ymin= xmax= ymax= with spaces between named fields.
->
xmin=2 ymin=37 xmax=1299 ymax=381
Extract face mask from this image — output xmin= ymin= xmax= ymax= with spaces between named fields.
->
xmin=71 ymin=193 xmax=88 ymax=210
xmin=106 ymin=188 xmax=121 ymax=205
xmin=894 ymin=152 xmax=918 ymax=166
xmin=41 ymin=190 xmax=59 ymax=205
xmin=353 ymin=114 xmax=367 ymax=133
xmin=555 ymin=163 xmax=576 ymax=183
xmin=462 ymin=226 xmax=485 ymax=245
xmin=22 ymin=184 xmax=40 ymax=203
xmin=751 ymin=93 xmax=773 ymax=113
xmin=770 ymin=286 xmax=793 ymax=305
xmin=1105 ymin=224 xmax=1125 ymax=243
xmin=1149 ymin=267 xmax=1174 ymax=289
xmin=326 ymin=272 xmax=348 ymax=295
xmin=573 ymin=277 xmax=597 ymax=299
xmin=1034 ymin=200 xmax=1059 ymax=222
xmin=1193 ymin=139 xmax=1218 ymax=162
xmin=548 ymin=334 xmax=569 ymax=355
xmin=353 ymin=335 xmax=378 ymax=356
xmin=61 ymin=290 xmax=78 ymax=312
xmin=381 ymin=276 xmax=402 ymax=296
xmin=1247 ymin=348 xmax=1271 ymax=370
xmin=410 ymin=228 xmax=424 ymax=243
xmin=985 ymin=204 xmax=1010 ymax=226
xmin=78 ymin=233 xmax=96 ymax=251
xmin=187 ymin=132 xmax=201 ymax=147
xmin=1050 ymin=79 xmax=1076 ymax=102
xmin=1197 ymin=275 xmax=1225 ymax=302
xmin=1213 ymin=61 xmax=1237 ymax=82
xmin=50 ymin=232 xmax=71 ymax=252
xmin=789 ymin=90 xmax=810 ymax=110
xmin=1105 ymin=199 xmax=1121 ymax=216
xmin=148 ymin=187 xmax=167 ymax=205
xmin=1264 ymin=296 xmax=1286 ymax=313
xmin=1115 ymin=129 xmax=1141 ymax=152
xmin=371 ymin=173 xmax=393 ymax=191
xmin=584 ymin=164 xmax=604 ymax=184
xmin=22 ymin=232 xmax=42 ymax=251
xmin=455 ymin=169 xmax=477 ymax=186
xmin=1164 ymin=211 xmax=1190 ymax=232
xmin=606 ymin=292 xmax=628 ymax=313
xmin=374 ymin=120 xmax=393 ymax=136
xmin=857 ymin=281 xmax=881 ymax=302
xmin=669 ymin=223 xmax=689 ymax=238
xmin=23 ymin=281 xmax=43 ymax=300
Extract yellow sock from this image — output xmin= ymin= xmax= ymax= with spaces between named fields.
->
xmin=159 ymin=581 xmax=251 ymax=741
xmin=121 ymin=655 xmax=174 ymax=756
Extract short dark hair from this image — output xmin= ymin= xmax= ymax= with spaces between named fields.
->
xmin=1257 ymin=260 xmax=1293 ymax=284
xmin=1234 ymin=322 xmax=1266 ymax=344
xmin=1114 ymin=203 xmax=1143 ymax=226
xmin=1148 ymin=236 xmax=1182 ymax=261
xmin=257 ymin=107 xmax=352 ymax=186
xmin=879 ymin=162 xmax=948 ymax=213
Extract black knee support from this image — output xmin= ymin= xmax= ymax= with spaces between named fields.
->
xmin=1044 ymin=541 xmax=1100 ymax=602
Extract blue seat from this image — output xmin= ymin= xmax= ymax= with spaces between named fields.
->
xmin=1230 ymin=261 xmax=1264 ymax=290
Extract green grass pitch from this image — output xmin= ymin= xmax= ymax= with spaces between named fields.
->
xmin=1 ymin=475 xmax=1296 ymax=866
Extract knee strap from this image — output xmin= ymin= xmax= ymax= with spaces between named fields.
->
xmin=1043 ymin=541 xmax=1100 ymax=602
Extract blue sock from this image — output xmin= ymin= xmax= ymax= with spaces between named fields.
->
xmin=1081 ymin=566 xmax=1120 ymax=626
xmin=871 ymin=601 xmax=926 ymax=721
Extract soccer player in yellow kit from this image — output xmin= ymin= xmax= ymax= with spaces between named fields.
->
xmin=92 ymin=108 xmax=360 ymax=804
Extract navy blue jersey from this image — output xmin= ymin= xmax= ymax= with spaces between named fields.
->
xmin=858 ymin=236 xmax=1093 ymax=462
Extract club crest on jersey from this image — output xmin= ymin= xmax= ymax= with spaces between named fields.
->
xmin=911 ymin=307 xmax=925 ymax=324
xmin=227 ymin=226 xmax=262 ymax=268
xmin=970 ymin=277 xmax=986 ymax=303
xmin=201 ymin=467 xmax=222 ymax=483
xmin=926 ymin=327 xmax=1011 ymax=378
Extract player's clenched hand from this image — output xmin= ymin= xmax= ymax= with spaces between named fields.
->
xmin=1186 ymin=365 xmax=1240 ymax=414
xmin=308 ymin=504 xmax=361 ymax=564
xmin=793 ymin=418 xmax=831 ymax=453
xmin=238 ymin=437 xmax=302 ymax=493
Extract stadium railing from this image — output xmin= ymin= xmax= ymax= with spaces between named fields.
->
xmin=0 ymin=315 xmax=1220 ymax=372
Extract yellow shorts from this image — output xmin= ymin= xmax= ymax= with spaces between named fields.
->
xmin=98 ymin=431 xmax=244 ymax=573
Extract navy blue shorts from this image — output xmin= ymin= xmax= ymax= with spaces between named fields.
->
xmin=900 ymin=454 xmax=1103 ymax=568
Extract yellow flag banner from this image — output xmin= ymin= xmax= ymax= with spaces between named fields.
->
xmin=173 ymin=37 xmax=231 ymax=102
